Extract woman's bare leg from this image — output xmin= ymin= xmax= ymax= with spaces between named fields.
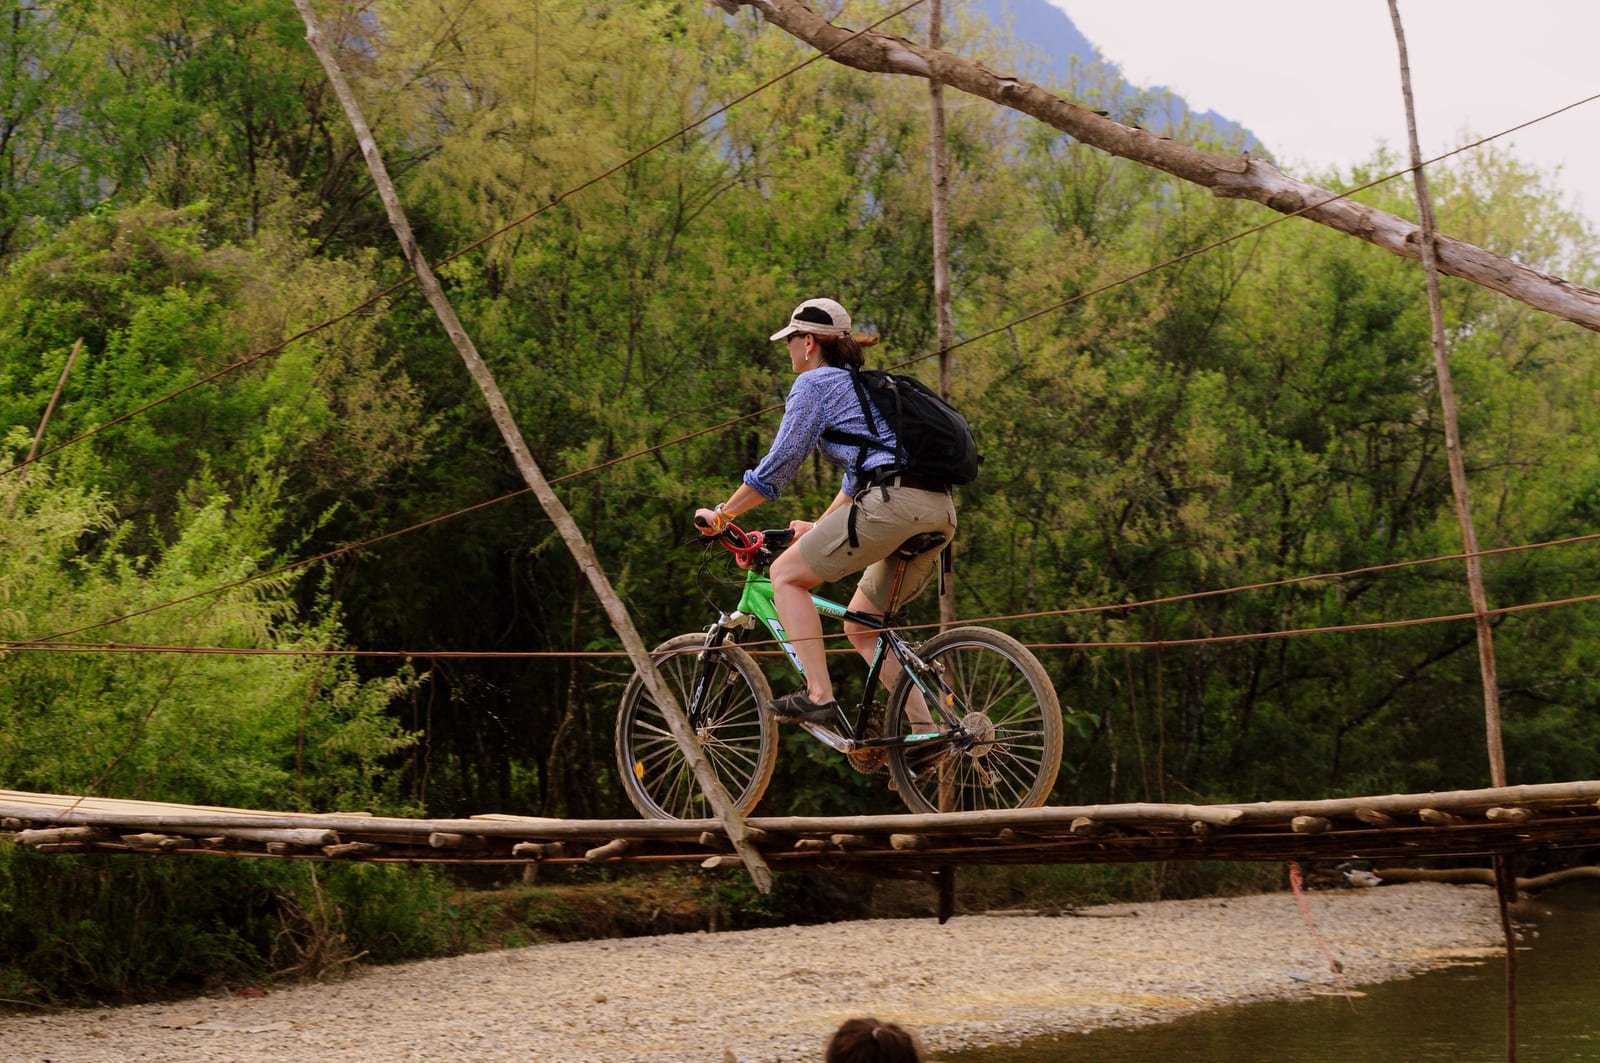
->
xmin=844 ymin=587 xmax=935 ymax=731
xmin=770 ymin=548 xmax=832 ymax=702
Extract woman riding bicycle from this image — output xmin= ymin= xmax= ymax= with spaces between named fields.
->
xmin=695 ymin=298 xmax=957 ymax=725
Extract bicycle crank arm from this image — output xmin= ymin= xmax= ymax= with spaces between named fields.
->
xmin=799 ymin=722 xmax=854 ymax=753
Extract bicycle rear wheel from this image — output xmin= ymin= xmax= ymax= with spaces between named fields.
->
xmin=615 ymin=633 xmax=777 ymax=820
xmin=884 ymin=626 xmax=1062 ymax=813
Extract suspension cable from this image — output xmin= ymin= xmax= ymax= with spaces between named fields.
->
xmin=8 ymin=584 xmax=1600 ymax=660
xmin=11 ymin=92 xmax=1600 ymax=646
xmin=0 ymin=0 xmax=930 ymax=481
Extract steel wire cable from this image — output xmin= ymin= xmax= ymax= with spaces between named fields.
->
xmin=9 ymin=585 xmax=1600 ymax=659
xmin=11 ymin=533 xmax=1600 ymax=659
xmin=10 ymin=86 xmax=1600 ymax=648
xmin=0 ymin=0 xmax=930 ymax=482
xmin=5 ymin=45 xmax=1593 ymax=482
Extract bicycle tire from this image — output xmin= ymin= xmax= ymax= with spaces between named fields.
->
xmin=884 ymin=626 xmax=1063 ymax=813
xmin=614 ymin=633 xmax=777 ymax=820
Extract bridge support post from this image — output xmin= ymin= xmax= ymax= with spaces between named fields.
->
xmin=936 ymin=864 xmax=956 ymax=925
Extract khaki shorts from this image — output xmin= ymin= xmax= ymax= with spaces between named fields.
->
xmin=797 ymin=485 xmax=958 ymax=612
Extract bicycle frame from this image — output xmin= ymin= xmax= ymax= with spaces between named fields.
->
xmin=704 ymin=566 xmax=961 ymax=755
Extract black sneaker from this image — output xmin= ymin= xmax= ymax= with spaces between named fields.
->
xmin=763 ymin=689 xmax=839 ymax=723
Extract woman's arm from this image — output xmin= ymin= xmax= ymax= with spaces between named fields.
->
xmin=694 ymin=482 xmax=767 ymax=535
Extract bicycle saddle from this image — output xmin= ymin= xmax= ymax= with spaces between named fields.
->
xmin=894 ymin=531 xmax=947 ymax=559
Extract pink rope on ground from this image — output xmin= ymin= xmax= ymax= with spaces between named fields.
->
xmin=1288 ymin=860 xmax=1357 ymax=1010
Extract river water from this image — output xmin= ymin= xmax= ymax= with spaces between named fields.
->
xmin=936 ymin=882 xmax=1600 ymax=1063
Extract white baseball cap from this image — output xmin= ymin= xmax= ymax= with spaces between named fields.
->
xmin=769 ymin=297 xmax=853 ymax=341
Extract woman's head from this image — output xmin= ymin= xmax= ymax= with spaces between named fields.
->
xmin=771 ymin=297 xmax=878 ymax=371
xmin=824 ymin=1017 xmax=924 ymax=1063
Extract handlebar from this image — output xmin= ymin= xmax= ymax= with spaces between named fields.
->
xmin=694 ymin=519 xmax=795 ymax=570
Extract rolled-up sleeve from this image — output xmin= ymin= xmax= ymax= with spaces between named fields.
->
xmin=743 ymin=376 xmax=828 ymax=501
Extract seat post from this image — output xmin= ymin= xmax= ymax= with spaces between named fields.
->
xmin=881 ymin=532 xmax=946 ymax=618
xmin=883 ymin=557 xmax=910 ymax=615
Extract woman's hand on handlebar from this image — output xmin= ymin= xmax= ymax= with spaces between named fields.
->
xmin=693 ymin=507 xmax=725 ymax=536
xmin=788 ymin=518 xmax=815 ymax=540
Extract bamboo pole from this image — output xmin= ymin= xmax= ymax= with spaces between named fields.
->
xmin=290 ymin=1 xmax=771 ymax=891
xmin=7 ymin=780 xmax=1597 ymax=842
xmin=4 ymin=337 xmax=83 ymax=521
xmin=928 ymin=0 xmax=957 ymax=630
xmin=25 ymin=338 xmax=82 ymax=469
xmin=1387 ymin=0 xmax=1506 ymax=789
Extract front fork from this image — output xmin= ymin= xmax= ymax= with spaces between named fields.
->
xmin=683 ymin=616 xmax=748 ymax=729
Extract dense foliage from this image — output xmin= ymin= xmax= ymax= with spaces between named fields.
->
xmin=2 ymin=0 xmax=1598 ymax=1001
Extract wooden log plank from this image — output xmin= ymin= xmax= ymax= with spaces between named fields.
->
xmin=1354 ymin=808 xmax=1398 ymax=827
xmin=891 ymin=834 xmax=931 ymax=851
xmin=1485 ymin=807 xmax=1535 ymax=823
xmin=2 ymin=782 xmax=1597 ymax=860
xmin=28 ymin=785 xmax=1579 ymax=840
xmin=1291 ymin=816 xmax=1332 ymax=835
xmin=215 ymin=827 xmax=338 ymax=847
xmin=830 ymin=834 xmax=871 ymax=850
xmin=429 ymin=832 xmax=488 ymax=851
xmin=323 ymin=842 xmax=383 ymax=858
xmin=1221 ymin=782 xmax=1600 ymax=824
xmin=120 ymin=833 xmax=183 ymax=851
xmin=1417 ymin=808 xmax=1461 ymax=826
xmin=16 ymin=827 xmax=110 ymax=846
xmin=698 ymin=831 xmax=733 ymax=852
xmin=585 ymin=838 xmax=635 ymax=862
xmin=996 ymin=828 xmax=1047 ymax=844
xmin=512 ymin=841 xmax=567 ymax=859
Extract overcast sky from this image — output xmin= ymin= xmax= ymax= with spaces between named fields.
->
xmin=1049 ymin=1 xmax=1600 ymax=232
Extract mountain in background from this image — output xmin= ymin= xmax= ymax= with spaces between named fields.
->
xmin=973 ymin=0 xmax=1265 ymax=153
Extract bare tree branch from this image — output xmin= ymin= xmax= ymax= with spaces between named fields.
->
xmin=716 ymin=0 xmax=1600 ymax=332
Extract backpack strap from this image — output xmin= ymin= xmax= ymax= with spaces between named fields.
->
xmin=818 ymin=367 xmax=897 ymax=549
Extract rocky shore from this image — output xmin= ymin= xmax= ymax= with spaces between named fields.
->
xmin=0 ymin=882 xmax=1503 ymax=1062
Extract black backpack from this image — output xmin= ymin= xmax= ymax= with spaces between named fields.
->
xmin=823 ymin=367 xmax=982 ymax=490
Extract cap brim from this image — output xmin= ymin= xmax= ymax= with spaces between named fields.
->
xmin=769 ymin=324 xmax=800 ymax=341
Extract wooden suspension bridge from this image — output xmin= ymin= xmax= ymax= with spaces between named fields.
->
xmin=8 ymin=781 xmax=1599 ymax=909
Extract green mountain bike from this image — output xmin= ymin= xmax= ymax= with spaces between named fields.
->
xmin=615 ymin=522 xmax=1063 ymax=819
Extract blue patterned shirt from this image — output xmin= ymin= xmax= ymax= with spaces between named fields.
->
xmin=743 ymin=367 xmax=899 ymax=500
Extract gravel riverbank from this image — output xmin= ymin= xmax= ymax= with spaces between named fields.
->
xmin=1 ymin=882 xmax=1503 ymax=1062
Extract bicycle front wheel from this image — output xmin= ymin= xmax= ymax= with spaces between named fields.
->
xmin=884 ymin=626 xmax=1062 ymax=813
xmin=614 ymin=633 xmax=777 ymax=820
